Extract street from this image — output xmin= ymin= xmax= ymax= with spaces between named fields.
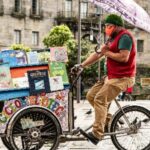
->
xmin=0 ymin=100 xmax=149 ymax=150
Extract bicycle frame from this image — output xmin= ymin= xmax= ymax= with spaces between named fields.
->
xmin=63 ymin=70 xmax=134 ymax=141
xmin=60 ymin=97 xmax=135 ymax=142
xmin=68 ymin=69 xmax=84 ymax=131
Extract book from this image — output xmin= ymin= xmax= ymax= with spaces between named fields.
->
xmin=49 ymin=62 xmax=69 ymax=84
xmin=50 ymin=47 xmax=68 ymax=62
xmin=11 ymin=65 xmax=49 ymax=78
xmin=49 ymin=76 xmax=64 ymax=91
xmin=12 ymin=76 xmax=29 ymax=88
xmin=0 ymin=63 xmax=13 ymax=89
xmin=0 ymin=50 xmax=27 ymax=67
xmin=27 ymin=51 xmax=39 ymax=64
xmin=27 ymin=69 xmax=50 ymax=95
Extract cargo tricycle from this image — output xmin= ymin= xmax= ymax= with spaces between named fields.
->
xmin=0 ymin=67 xmax=150 ymax=150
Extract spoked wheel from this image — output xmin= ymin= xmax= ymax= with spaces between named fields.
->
xmin=1 ymin=137 xmax=13 ymax=150
xmin=110 ymin=105 xmax=150 ymax=150
xmin=7 ymin=106 xmax=62 ymax=150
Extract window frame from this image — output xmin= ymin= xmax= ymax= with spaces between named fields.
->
xmin=14 ymin=0 xmax=22 ymax=13
xmin=32 ymin=0 xmax=40 ymax=15
xmin=81 ymin=2 xmax=88 ymax=19
xmin=137 ymin=39 xmax=144 ymax=52
xmin=14 ymin=30 xmax=21 ymax=44
xmin=95 ymin=5 xmax=103 ymax=15
xmin=65 ymin=0 xmax=72 ymax=17
xmin=32 ymin=31 xmax=39 ymax=46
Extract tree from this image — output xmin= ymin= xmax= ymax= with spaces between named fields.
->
xmin=43 ymin=24 xmax=74 ymax=47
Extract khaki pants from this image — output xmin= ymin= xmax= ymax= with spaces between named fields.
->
xmin=86 ymin=77 xmax=135 ymax=139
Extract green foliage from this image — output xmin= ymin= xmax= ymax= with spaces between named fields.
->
xmin=67 ymin=39 xmax=92 ymax=69
xmin=65 ymin=39 xmax=77 ymax=54
xmin=81 ymin=40 xmax=98 ymax=82
xmin=10 ymin=44 xmax=31 ymax=52
xmin=68 ymin=39 xmax=99 ymax=85
xmin=43 ymin=24 xmax=100 ymax=86
xmin=43 ymin=25 xmax=74 ymax=47
xmin=37 ymin=51 xmax=51 ymax=63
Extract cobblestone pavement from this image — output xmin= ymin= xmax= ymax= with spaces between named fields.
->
xmin=0 ymin=100 xmax=149 ymax=150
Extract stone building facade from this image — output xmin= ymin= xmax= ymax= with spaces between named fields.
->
xmin=0 ymin=0 xmax=60 ymax=49
xmin=0 ymin=0 xmax=150 ymax=65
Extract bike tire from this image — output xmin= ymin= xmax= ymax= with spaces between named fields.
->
xmin=8 ymin=106 xmax=62 ymax=150
xmin=110 ymin=105 xmax=150 ymax=150
xmin=1 ymin=137 xmax=13 ymax=150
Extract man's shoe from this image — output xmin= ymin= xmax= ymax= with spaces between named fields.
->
xmin=104 ymin=125 xmax=109 ymax=133
xmin=79 ymin=129 xmax=100 ymax=145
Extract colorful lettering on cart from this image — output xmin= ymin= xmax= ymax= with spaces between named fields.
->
xmin=2 ymin=98 xmax=27 ymax=120
xmin=0 ymin=90 xmax=69 ymax=132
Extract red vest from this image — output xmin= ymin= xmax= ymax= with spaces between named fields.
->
xmin=107 ymin=29 xmax=136 ymax=79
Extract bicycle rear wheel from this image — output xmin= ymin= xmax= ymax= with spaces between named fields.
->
xmin=110 ymin=105 xmax=150 ymax=150
xmin=8 ymin=106 xmax=62 ymax=150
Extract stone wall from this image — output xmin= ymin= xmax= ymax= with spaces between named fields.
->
xmin=134 ymin=0 xmax=150 ymax=65
xmin=0 ymin=0 xmax=61 ymax=50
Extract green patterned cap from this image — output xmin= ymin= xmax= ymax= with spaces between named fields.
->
xmin=105 ymin=14 xmax=124 ymax=26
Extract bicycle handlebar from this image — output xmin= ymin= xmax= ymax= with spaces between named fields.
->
xmin=95 ymin=44 xmax=101 ymax=54
xmin=70 ymin=68 xmax=84 ymax=90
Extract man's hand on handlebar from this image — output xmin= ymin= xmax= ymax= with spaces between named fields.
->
xmin=95 ymin=44 xmax=110 ymax=54
xmin=71 ymin=64 xmax=84 ymax=74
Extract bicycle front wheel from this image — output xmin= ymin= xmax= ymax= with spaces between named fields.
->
xmin=8 ymin=106 xmax=62 ymax=150
xmin=110 ymin=105 xmax=150 ymax=150
xmin=1 ymin=137 xmax=13 ymax=150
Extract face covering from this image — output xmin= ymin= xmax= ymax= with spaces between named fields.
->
xmin=105 ymin=25 xmax=115 ymax=37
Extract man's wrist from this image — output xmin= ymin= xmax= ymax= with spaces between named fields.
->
xmin=80 ymin=64 xmax=84 ymax=68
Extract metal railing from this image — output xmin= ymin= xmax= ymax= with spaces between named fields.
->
xmin=57 ymin=11 xmax=76 ymax=18
xmin=57 ymin=11 xmax=99 ymax=20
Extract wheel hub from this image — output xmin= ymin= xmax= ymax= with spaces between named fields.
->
xmin=28 ymin=128 xmax=41 ymax=140
xmin=31 ymin=131 xmax=39 ymax=138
